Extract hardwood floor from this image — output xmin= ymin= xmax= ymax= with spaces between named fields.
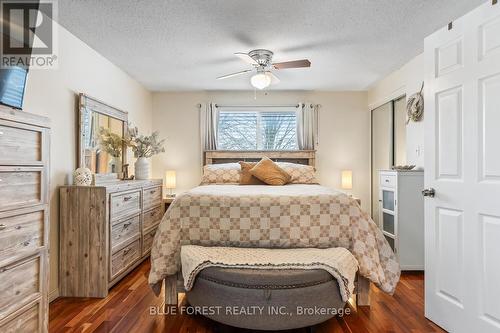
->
xmin=49 ymin=261 xmax=445 ymax=333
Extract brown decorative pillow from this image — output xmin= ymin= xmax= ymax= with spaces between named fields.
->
xmin=239 ymin=162 xmax=266 ymax=185
xmin=249 ymin=157 xmax=291 ymax=185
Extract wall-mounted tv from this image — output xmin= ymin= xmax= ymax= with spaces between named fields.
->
xmin=0 ymin=66 xmax=28 ymax=110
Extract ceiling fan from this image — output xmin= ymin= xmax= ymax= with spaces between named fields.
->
xmin=216 ymin=49 xmax=311 ymax=90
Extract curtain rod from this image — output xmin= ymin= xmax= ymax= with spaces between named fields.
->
xmin=196 ymin=103 xmax=321 ymax=108
xmin=215 ymin=104 xmax=301 ymax=108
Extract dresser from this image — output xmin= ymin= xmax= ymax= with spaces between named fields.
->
xmin=0 ymin=107 xmax=51 ymax=333
xmin=378 ymin=170 xmax=424 ymax=270
xmin=59 ymin=179 xmax=163 ymax=298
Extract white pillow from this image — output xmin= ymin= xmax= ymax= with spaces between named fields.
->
xmin=200 ymin=163 xmax=241 ymax=184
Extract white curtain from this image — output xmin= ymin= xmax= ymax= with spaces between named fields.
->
xmin=296 ymin=103 xmax=319 ymax=150
xmin=200 ymin=102 xmax=218 ymax=151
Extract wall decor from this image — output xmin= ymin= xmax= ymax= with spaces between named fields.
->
xmin=406 ymin=82 xmax=424 ymax=124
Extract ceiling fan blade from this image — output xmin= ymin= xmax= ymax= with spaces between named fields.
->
xmin=272 ymin=59 xmax=311 ymax=69
xmin=235 ymin=52 xmax=258 ymax=65
xmin=216 ymin=69 xmax=252 ymax=80
xmin=267 ymin=72 xmax=280 ymax=84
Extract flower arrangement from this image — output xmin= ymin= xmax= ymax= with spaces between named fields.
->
xmin=98 ymin=127 xmax=123 ymax=157
xmin=125 ymin=125 xmax=166 ymax=158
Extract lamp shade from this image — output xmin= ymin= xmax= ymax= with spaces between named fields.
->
xmin=250 ymin=72 xmax=271 ymax=90
xmin=165 ymin=170 xmax=176 ymax=189
xmin=341 ymin=170 xmax=353 ymax=190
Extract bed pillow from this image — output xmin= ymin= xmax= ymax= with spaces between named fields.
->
xmin=239 ymin=161 xmax=266 ymax=185
xmin=249 ymin=157 xmax=291 ymax=185
xmin=201 ymin=163 xmax=241 ymax=184
xmin=277 ymin=162 xmax=318 ymax=184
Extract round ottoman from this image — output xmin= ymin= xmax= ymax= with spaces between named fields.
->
xmin=185 ymin=267 xmax=346 ymax=331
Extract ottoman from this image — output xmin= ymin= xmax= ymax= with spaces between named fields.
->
xmin=185 ymin=266 xmax=346 ymax=331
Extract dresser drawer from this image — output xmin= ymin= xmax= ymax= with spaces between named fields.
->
xmin=142 ymin=228 xmax=157 ymax=255
xmin=0 ymin=301 xmax=41 ymax=333
xmin=0 ymin=167 xmax=44 ymax=212
xmin=142 ymin=205 xmax=163 ymax=231
xmin=380 ymin=174 xmax=396 ymax=188
xmin=0 ymin=255 xmax=41 ymax=320
xmin=143 ymin=186 xmax=162 ymax=211
xmin=0 ymin=120 xmax=43 ymax=164
xmin=0 ymin=208 xmax=46 ymax=261
xmin=110 ymin=239 xmax=140 ymax=280
xmin=110 ymin=190 xmax=141 ymax=221
xmin=110 ymin=214 xmax=140 ymax=253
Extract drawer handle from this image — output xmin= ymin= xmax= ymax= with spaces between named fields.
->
xmin=123 ymin=222 xmax=132 ymax=228
xmin=0 ymin=224 xmax=6 ymax=230
xmin=123 ymin=196 xmax=133 ymax=201
xmin=385 ymin=179 xmax=390 ymax=182
xmin=150 ymin=190 xmax=157 ymax=194
xmin=150 ymin=231 xmax=156 ymax=237
xmin=123 ymin=248 xmax=131 ymax=255
xmin=150 ymin=211 xmax=157 ymax=217
xmin=15 ymin=225 xmax=21 ymax=230
xmin=22 ymin=241 xmax=30 ymax=246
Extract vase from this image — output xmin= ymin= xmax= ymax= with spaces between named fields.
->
xmin=135 ymin=157 xmax=150 ymax=180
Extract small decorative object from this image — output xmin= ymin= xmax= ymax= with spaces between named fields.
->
xmin=125 ymin=125 xmax=166 ymax=180
xmin=341 ymin=170 xmax=353 ymax=190
xmin=99 ymin=127 xmax=123 ymax=173
xmin=73 ymin=167 xmax=92 ymax=186
xmin=406 ymin=82 xmax=424 ymax=124
xmin=122 ymin=164 xmax=134 ymax=180
xmin=391 ymin=165 xmax=416 ymax=171
xmin=165 ymin=170 xmax=176 ymax=197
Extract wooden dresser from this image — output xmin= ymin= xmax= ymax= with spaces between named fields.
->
xmin=0 ymin=107 xmax=51 ymax=333
xmin=59 ymin=179 xmax=164 ymax=298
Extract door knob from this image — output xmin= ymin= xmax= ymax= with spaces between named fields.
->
xmin=422 ymin=188 xmax=435 ymax=197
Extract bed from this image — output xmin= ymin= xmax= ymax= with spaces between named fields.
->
xmin=148 ymin=151 xmax=400 ymax=306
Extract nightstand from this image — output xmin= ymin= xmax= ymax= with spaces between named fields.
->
xmin=163 ymin=196 xmax=175 ymax=211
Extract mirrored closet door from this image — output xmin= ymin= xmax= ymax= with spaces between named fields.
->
xmin=371 ymin=96 xmax=406 ymax=226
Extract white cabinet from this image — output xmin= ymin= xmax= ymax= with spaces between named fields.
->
xmin=379 ymin=170 xmax=424 ymax=270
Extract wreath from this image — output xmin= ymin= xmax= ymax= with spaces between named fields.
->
xmin=406 ymin=82 xmax=424 ymax=124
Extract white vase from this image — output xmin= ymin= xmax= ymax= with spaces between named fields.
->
xmin=135 ymin=157 xmax=150 ymax=180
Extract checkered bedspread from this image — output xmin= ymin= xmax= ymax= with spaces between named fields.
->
xmin=148 ymin=184 xmax=400 ymax=295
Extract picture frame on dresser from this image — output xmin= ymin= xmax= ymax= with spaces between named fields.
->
xmin=0 ymin=106 xmax=51 ymax=333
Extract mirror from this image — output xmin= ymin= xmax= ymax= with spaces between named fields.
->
xmin=78 ymin=94 xmax=128 ymax=174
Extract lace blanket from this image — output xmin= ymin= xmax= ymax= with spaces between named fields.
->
xmin=180 ymin=245 xmax=359 ymax=302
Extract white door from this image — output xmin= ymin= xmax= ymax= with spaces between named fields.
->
xmin=424 ymin=1 xmax=500 ymax=332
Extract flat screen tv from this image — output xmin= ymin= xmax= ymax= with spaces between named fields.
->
xmin=0 ymin=66 xmax=28 ymax=110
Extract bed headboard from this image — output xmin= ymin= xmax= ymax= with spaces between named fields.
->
xmin=204 ymin=150 xmax=316 ymax=167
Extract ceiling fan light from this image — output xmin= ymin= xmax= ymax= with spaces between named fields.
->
xmin=250 ymin=72 xmax=271 ymax=90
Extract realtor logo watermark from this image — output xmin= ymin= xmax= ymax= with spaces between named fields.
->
xmin=1 ymin=0 xmax=58 ymax=69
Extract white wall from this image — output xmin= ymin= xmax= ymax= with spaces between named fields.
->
xmin=368 ymin=54 xmax=425 ymax=168
xmin=23 ymin=24 xmax=153 ymax=297
xmin=151 ymin=90 xmax=371 ymax=210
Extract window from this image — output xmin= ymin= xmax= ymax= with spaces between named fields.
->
xmin=217 ymin=110 xmax=297 ymax=150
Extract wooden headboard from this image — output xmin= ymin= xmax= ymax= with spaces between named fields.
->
xmin=204 ymin=150 xmax=316 ymax=167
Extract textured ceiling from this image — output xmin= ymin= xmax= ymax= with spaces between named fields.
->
xmin=57 ymin=0 xmax=484 ymax=91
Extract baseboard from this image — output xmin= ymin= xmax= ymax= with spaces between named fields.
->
xmin=49 ymin=288 xmax=59 ymax=303
xmin=401 ymin=265 xmax=424 ymax=271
